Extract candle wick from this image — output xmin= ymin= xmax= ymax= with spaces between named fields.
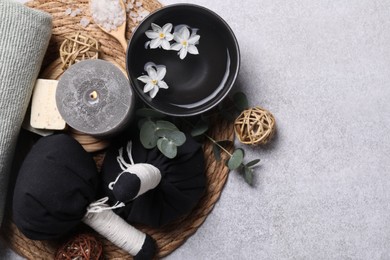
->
xmin=90 ymin=90 xmax=98 ymax=100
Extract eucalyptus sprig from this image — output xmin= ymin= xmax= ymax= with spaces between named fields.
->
xmin=137 ymin=108 xmax=186 ymax=159
xmin=136 ymin=91 xmax=261 ymax=186
xmin=190 ymin=117 xmax=260 ymax=186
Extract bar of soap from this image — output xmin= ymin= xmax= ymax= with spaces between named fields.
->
xmin=30 ymin=79 xmax=66 ymax=130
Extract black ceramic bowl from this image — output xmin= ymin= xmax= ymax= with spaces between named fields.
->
xmin=126 ymin=4 xmax=240 ymax=117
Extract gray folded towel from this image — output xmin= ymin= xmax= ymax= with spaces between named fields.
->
xmin=0 ymin=0 xmax=52 ymax=226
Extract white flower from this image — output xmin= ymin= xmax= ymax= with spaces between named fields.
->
xmin=145 ymin=23 xmax=174 ymax=50
xmin=170 ymin=26 xmax=200 ymax=59
xmin=137 ymin=64 xmax=169 ymax=98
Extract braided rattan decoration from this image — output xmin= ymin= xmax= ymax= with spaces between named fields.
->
xmin=55 ymin=233 xmax=103 ymax=260
xmin=234 ymin=106 xmax=276 ymax=145
xmin=59 ymin=32 xmax=99 ymax=70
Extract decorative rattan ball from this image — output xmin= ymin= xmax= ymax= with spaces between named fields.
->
xmin=60 ymin=32 xmax=99 ymax=70
xmin=55 ymin=233 xmax=103 ymax=260
xmin=234 ymin=106 xmax=276 ymax=145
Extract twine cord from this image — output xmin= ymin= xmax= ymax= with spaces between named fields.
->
xmin=83 ymin=203 xmax=146 ymax=256
xmin=109 ymin=141 xmax=162 ymax=199
xmin=86 ymin=197 xmax=124 ymax=213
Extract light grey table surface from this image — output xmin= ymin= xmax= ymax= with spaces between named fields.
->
xmin=2 ymin=0 xmax=390 ymax=259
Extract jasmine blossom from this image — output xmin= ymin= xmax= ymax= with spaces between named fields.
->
xmin=145 ymin=23 xmax=174 ymax=50
xmin=137 ymin=64 xmax=169 ymax=98
xmin=170 ymin=26 xmax=200 ymax=59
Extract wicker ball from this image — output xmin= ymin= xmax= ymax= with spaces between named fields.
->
xmin=234 ymin=106 xmax=276 ymax=145
xmin=55 ymin=233 xmax=103 ymax=260
xmin=59 ymin=32 xmax=99 ymax=70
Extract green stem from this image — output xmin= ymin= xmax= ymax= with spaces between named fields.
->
xmin=204 ymin=134 xmax=233 ymax=157
xmin=183 ymin=119 xmax=233 ymax=157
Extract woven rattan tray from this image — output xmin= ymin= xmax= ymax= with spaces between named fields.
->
xmin=0 ymin=0 xmax=233 ymax=259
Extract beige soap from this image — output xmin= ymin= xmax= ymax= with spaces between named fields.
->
xmin=30 ymin=79 xmax=66 ymax=130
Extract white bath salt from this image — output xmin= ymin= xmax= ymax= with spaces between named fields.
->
xmin=70 ymin=8 xmax=81 ymax=17
xmin=131 ymin=18 xmax=137 ymax=23
xmin=90 ymin=0 xmax=126 ymax=32
xmin=126 ymin=3 xmax=134 ymax=12
xmin=135 ymin=1 xmax=143 ymax=7
xmin=131 ymin=26 xmax=136 ymax=32
xmin=129 ymin=11 xmax=138 ymax=18
xmin=65 ymin=8 xmax=72 ymax=15
xmin=137 ymin=10 xmax=150 ymax=21
xmin=80 ymin=17 xmax=90 ymax=28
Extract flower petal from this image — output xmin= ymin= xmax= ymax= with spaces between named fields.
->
xmin=145 ymin=30 xmax=159 ymax=39
xmin=187 ymin=45 xmax=199 ymax=55
xmin=181 ymin=26 xmax=190 ymax=40
xmin=165 ymin=33 xmax=174 ymax=41
xmin=173 ymin=32 xmax=182 ymax=43
xmin=146 ymin=66 xmax=157 ymax=79
xmin=188 ymin=34 xmax=200 ymax=44
xmin=151 ymin=23 xmax=162 ymax=32
xmin=162 ymin=23 xmax=173 ymax=33
xmin=137 ymin=75 xmax=151 ymax=83
xmin=156 ymin=66 xmax=166 ymax=80
xmin=158 ymin=80 xmax=169 ymax=89
xmin=150 ymin=38 xmax=162 ymax=49
xmin=149 ymin=86 xmax=159 ymax=98
xmin=179 ymin=47 xmax=188 ymax=59
xmin=143 ymin=82 xmax=154 ymax=93
xmin=144 ymin=41 xmax=151 ymax=49
xmin=161 ymin=40 xmax=170 ymax=50
xmin=170 ymin=43 xmax=182 ymax=51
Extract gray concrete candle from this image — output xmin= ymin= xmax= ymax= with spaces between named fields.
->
xmin=56 ymin=59 xmax=134 ymax=136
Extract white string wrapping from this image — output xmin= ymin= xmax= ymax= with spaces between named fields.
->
xmin=86 ymin=197 xmax=124 ymax=213
xmin=83 ymin=201 xmax=146 ymax=256
xmin=108 ymin=141 xmax=162 ymax=200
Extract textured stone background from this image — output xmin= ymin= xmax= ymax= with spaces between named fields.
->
xmin=2 ymin=0 xmax=390 ymax=259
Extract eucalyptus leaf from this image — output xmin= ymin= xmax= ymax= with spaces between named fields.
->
xmin=227 ymin=149 xmax=244 ymax=170
xmin=246 ymin=159 xmax=261 ymax=168
xmin=156 ymin=130 xmax=186 ymax=146
xmin=155 ymin=129 xmax=171 ymax=138
xmin=157 ymin=138 xmax=177 ymax=158
xmin=137 ymin=118 xmax=148 ymax=130
xmin=140 ymin=121 xmax=158 ymax=149
xmin=191 ymin=120 xmax=209 ymax=137
xmin=156 ymin=120 xmax=178 ymax=131
xmin=233 ymin=92 xmax=249 ymax=112
xmin=244 ymin=166 xmax=254 ymax=186
xmin=136 ymin=108 xmax=165 ymax=118
xmin=212 ymin=144 xmax=221 ymax=161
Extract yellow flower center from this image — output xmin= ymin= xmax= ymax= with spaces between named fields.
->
xmin=159 ymin=33 xmax=165 ymax=39
xmin=182 ymin=40 xmax=188 ymax=46
xmin=152 ymin=79 xmax=158 ymax=85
